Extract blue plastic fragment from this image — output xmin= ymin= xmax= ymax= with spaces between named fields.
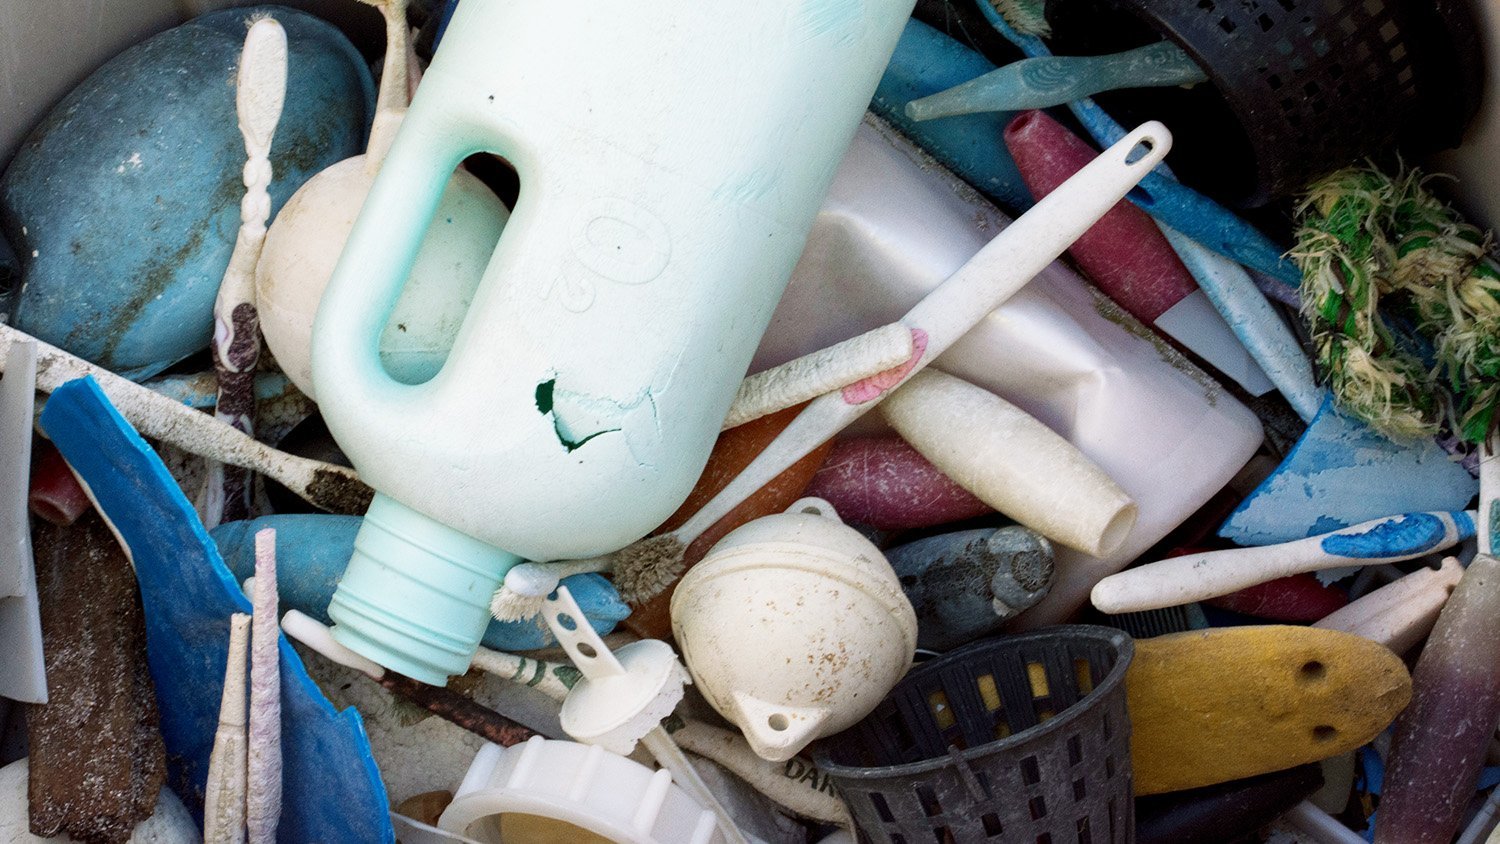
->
xmin=1220 ymin=396 xmax=1479 ymax=546
xmin=212 ymin=514 xmax=632 ymax=652
xmin=38 ymin=377 xmax=393 ymax=844
xmin=871 ymin=19 xmax=1032 ymax=212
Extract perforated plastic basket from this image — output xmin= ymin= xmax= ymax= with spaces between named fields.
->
xmin=815 ymin=626 xmax=1136 ymax=844
xmin=1047 ymin=0 xmax=1482 ymax=206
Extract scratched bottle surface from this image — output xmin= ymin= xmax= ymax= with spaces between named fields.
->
xmin=312 ymin=0 xmax=920 ymax=685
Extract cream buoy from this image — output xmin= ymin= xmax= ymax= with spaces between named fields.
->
xmin=254 ymin=0 xmax=508 ymax=398
xmin=671 ymin=497 xmax=918 ymax=762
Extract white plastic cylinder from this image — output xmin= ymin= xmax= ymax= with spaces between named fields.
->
xmin=879 ymin=369 xmax=1137 ymax=556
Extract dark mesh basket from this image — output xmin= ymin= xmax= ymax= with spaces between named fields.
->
xmin=1045 ymin=0 xmax=1483 ymax=206
xmin=814 ymin=626 xmax=1135 ymax=844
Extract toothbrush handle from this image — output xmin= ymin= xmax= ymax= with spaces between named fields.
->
xmin=905 ymin=121 xmax=1170 ymax=353
xmin=908 ymin=42 xmax=1204 ymax=119
xmin=1092 ymin=511 xmax=1475 ymax=613
xmin=679 ymin=123 xmax=1171 ymax=542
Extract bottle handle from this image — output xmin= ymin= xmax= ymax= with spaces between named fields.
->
xmin=311 ymin=101 xmax=483 ymax=411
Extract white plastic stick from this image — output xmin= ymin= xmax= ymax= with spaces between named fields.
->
xmin=881 ymin=369 xmax=1134 ymax=555
xmin=665 ymin=123 xmax=1170 ymax=551
xmin=467 ymin=647 xmax=575 ymax=701
xmin=359 ymin=0 xmax=411 ymax=168
xmin=723 ymin=323 xmax=914 ymax=430
xmin=205 ymin=613 xmax=251 ymax=844
xmin=1092 ymin=510 xmax=1475 ymax=614
xmin=247 ymin=530 xmax=282 ymax=844
xmin=1314 ymin=557 xmax=1463 ymax=655
xmin=0 ymin=324 xmax=368 ymax=514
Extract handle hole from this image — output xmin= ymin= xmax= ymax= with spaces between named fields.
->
xmin=1125 ymin=138 xmax=1157 ymax=165
xmin=768 ymin=714 xmax=789 ymax=732
xmin=555 ymin=612 xmax=578 ymax=632
xmin=365 ymin=154 xmax=517 ymax=389
xmin=576 ymin=642 xmax=597 ymax=659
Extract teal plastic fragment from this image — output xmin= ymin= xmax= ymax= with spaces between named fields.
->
xmin=38 ymin=376 xmax=393 ymax=843
xmin=212 ymin=514 xmax=631 ymax=653
xmin=873 ymin=19 xmax=1032 ymax=211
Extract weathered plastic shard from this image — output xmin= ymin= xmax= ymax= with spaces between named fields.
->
xmin=37 ymin=375 xmax=392 ymax=842
xmin=28 ymin=513 xmax=165 ymax=844
xmin=1221 ymin=395 xmax=1477 ymax=545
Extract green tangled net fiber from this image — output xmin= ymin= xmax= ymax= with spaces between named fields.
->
xmin=1294 ymin=164 xmax=1500 ymax=444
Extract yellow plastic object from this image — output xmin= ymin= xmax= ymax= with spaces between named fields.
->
xmin=1127 ymin=626 xmax=1411 ymax=795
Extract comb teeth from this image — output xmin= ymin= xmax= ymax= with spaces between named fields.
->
xmin=1104 ymin=604 xmax=1208 ymax=639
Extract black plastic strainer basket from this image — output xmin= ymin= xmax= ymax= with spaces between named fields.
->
xmin=814 ymin=626 xmax=1135 ymax=844
xmin=1045 ymin=0 xmax=1483 ymax=207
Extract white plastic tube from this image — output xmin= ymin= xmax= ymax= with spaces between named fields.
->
xmin=880 ymin=370 xmax=1136 ymax=556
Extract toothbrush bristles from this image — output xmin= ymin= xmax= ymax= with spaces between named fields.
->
xmin=611 ymin=534 xmax=688 ymax=605
xmin=989 ymin=0 xmax=1051 ymax=37
xmin=489 ymin=587 xmax=549 ymax=623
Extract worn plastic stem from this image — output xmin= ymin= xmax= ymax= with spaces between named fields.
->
xmin=0 ymin=324 xmax=371 ymax=515
xmin=204 ymin=17 xmax=287 ymax=527
xmin=204 ymin=613 xmax=251 ymax=844
xmin=247 ymin=529 xmax=282 ymax=844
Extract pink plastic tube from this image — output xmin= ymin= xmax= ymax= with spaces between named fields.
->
xmin=29 ymin=440 xmax=90 ymax=526
xmin=1005 ymin=110 xmax=1197 ymax=325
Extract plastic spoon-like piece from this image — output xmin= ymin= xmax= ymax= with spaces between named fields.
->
xmin=907 ymin=41 xmax=1205 ymax=120
xmin=203 ymin=16 xmax=287 ymax=527
xmin=612 ymin=122 xmax=1171 ymax=591
xmin=1092 ymin=510 xmax=1475 ymax=613
xmin=540 ymin=586 xmax=748 ymax=844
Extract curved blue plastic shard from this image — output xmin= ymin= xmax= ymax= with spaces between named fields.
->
xmin=1220 ymin=395 xmax=1478 ymax=546
xmin=38 ymin=376 xmax=393 ymax=844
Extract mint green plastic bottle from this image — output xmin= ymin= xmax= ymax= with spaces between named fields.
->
xmin=312 ymin=0 xmax=918 ymax=684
